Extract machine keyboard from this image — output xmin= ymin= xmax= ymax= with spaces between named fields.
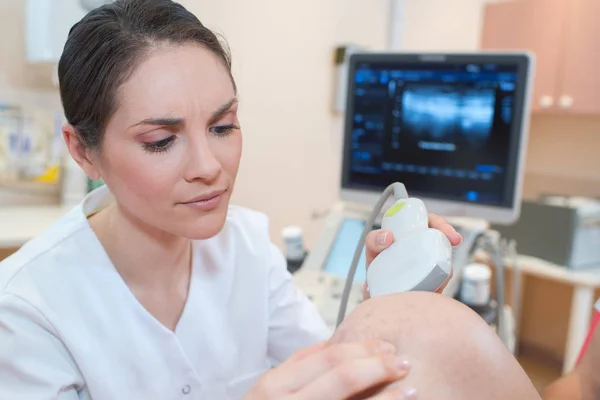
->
xmin=293 ymin=269 xmax=364 ymax=330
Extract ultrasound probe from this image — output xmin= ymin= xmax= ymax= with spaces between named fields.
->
xmin=336 ymin=182 xmax=453 ymax=328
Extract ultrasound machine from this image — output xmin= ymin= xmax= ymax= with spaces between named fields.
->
xmin=293 ymin=52 xmax=534 ymax=341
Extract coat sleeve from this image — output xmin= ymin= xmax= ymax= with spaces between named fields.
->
xmin=0 ymin=292 xmax=84 ymax=399
xmin=265 ymin=242 xmax=332 ymax=365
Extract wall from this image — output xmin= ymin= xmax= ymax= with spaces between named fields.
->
xmin=400 ymin=0 xmax=486 ymax=52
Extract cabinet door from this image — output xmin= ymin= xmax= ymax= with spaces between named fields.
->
xmin=560 ymin=0 xmax=600 ymax=114
xmin=481 ymin=0 xmax=568 ymax=112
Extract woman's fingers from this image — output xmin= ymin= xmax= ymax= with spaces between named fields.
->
xmin=363 ymin=281 xmax=370 ymax=300
xmin=364 ymin=230 xmax=394 ymax=300
xmin=291 ymin=353 xmax=411 ymax=400
xmin=282 ymin=341 xmax=328 ymax=364
xmin=276 ymin=340 xmax=398 ymax=393
xmin=365 ymin=229 xmax=394 ymax=267
xmin=366 ymin=215 xmax=460 ymax=269
xmin=245 ymin=341 xmax=407 ymax=399
xmin=428 ymin=214 xmax=462 ymax=246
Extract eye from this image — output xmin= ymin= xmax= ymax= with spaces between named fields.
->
xmin=142 ymin=136 xmax=176 ymax=153
xmin=210 ymin=124 xmax=239 ymax=137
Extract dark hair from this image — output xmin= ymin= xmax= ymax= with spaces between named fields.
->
xmin=58 ymin=0 xmax=235 ymax=150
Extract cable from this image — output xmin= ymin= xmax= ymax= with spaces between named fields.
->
xmin=335 ymin=183 xmax=405 ymax=328
xmin=494 ymin=237 xmax=506 ymax=345
xmin=509 ymin=239 xmax=521 ymax=356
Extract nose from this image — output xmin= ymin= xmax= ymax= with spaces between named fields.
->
xmin=183 ymin=134 xmax=221 ymax=183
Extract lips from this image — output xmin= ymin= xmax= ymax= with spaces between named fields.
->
xmin=181 ymin=189 xmax=226 ymax=205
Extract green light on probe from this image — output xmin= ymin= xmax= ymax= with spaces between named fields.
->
xmin=384 ymin=201 xmax=406 ymax=217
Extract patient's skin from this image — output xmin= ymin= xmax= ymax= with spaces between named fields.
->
xmin=330 ymin=292 xmax=541 ymax=399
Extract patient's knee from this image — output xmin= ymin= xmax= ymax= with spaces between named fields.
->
xmin=332 ymin=291 xmax=496 ymax=353
xmin=330 ymin=292 xmax=539 ymax=399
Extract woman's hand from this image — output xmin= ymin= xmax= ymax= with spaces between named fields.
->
xmin=243 ymin=340 xmax=413 ymax=400
xmin=363 ymin=214 xmax=463 ymax=299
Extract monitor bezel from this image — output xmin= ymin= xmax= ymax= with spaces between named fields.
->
xmin=340 ymin=52 xmax=534 ymax=224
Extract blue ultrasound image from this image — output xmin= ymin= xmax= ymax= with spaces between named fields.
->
xmin=346 ymin=60 xmax=519 ymax=206
xmin=401 ymin=85 xmax=495 ymax=145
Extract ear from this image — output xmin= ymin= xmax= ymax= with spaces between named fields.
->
xmin=62 ymin=124 xmax=102 ymax=181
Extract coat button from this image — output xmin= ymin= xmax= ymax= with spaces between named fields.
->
xmin=182 ymin=385 xmax=191 ymax=395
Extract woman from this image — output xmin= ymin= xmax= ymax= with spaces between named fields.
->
xmin=0 ymin=0 xmax=461 ymax=398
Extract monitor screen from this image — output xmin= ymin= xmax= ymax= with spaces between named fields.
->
xmin=322 ymin=218 xmax=370 ymax=282
xmin=341 ymin=53 xmax=532 ymax=216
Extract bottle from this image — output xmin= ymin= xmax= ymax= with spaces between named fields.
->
xmin=282 ymin=225 xmax=304 ymax=262
xmin=460 ymin=263 xmax=492 ymax=307
xmin=282 ymin=226 xmax=305 ymax=274
xmin=366 ymin=198 xmax=453 ymax=297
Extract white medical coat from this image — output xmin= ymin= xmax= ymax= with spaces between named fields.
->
xmin=0 ymin=186 xmax=331 ymax=399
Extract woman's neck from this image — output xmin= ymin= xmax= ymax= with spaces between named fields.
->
xmin=89 ymin=202 xmax=192 ymax=291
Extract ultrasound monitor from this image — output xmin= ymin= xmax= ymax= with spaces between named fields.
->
xmin=340 ymin=53 xmax=533 ymax=224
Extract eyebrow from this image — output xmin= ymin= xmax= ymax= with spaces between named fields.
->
xmin=210 ymin=98 xmax=238 ymax=121
xmin=132 ymin=117 xmax=184 ymax=128
xmin=131 ymin=98 xmax=238 ymax=129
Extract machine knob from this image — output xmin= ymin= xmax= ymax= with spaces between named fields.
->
xmin=539 ymin=95 xmax=554 ymax=108
xmin=559 ymin=95 xmax=574 ymax=109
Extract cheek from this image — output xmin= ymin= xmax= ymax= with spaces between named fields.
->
xmin=99 ymin=143 xmax=180 ymax=204
xmin=212 ymin=132 xmax=242 ymax=177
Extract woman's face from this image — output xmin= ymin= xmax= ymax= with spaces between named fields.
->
xmin=86 ymin=44 xmax=242 ymax=240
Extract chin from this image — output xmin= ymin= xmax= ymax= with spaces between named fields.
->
xmin=178 ymin=207 xmax=229 ymax=240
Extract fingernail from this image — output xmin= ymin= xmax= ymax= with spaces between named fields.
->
xmin=453 ymin=232 xmax=463 ymax=243
xmin=379 ymin=342 xmax=396 ymax=354
xmin=376 ymin=232 xmax=388 ymax=246
xmin=398 ymin=388 xmax=417 ymax=399
xmin=393 ymin=357 xmax=411 ymax=372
